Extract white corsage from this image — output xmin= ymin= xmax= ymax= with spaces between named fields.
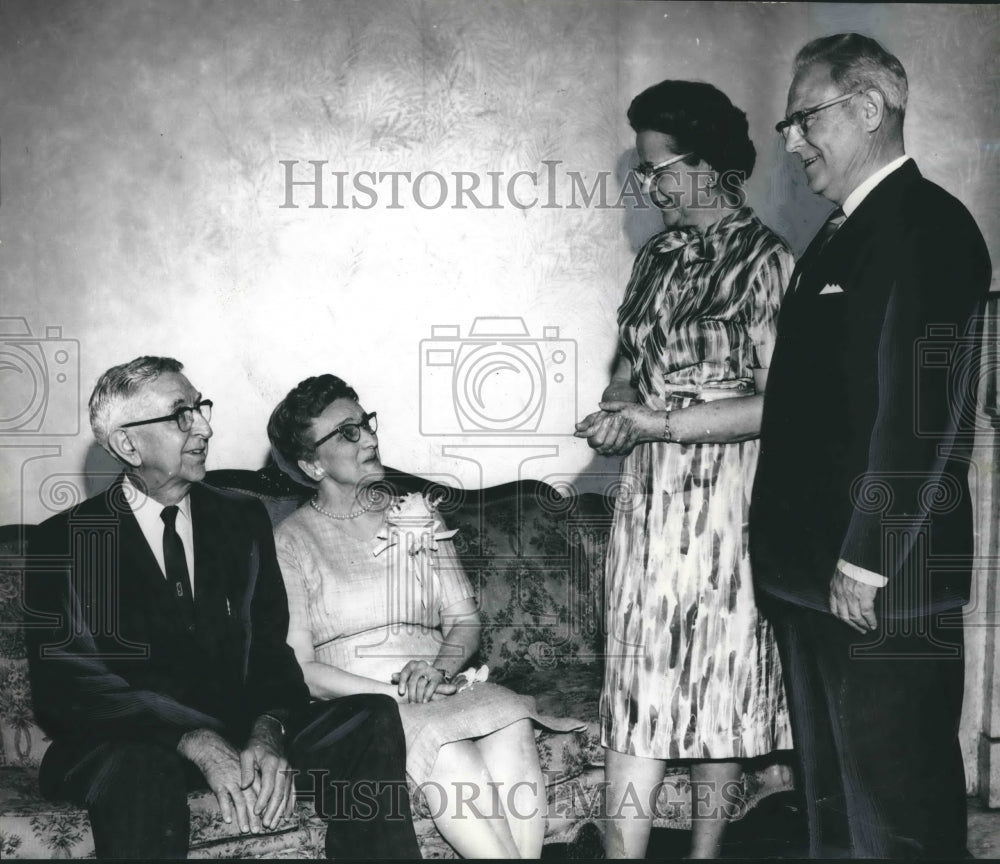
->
xmin=371 ymin=493 xmax=458 ymax=617
xmin=452 ymin=664 xmax=490 ymax=693
xmin=372 ymin=492 xmax=458 ymax=557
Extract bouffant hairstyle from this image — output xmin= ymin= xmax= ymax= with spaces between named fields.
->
xmin=267 ymin=374 xmax=359 ymax=464
xmin=627 ymin=80 xmax=756 ymax=184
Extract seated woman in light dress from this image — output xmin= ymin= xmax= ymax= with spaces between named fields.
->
xmin=268 ymin=373 xmax=582 ymax=859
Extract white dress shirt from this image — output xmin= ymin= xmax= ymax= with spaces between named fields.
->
xmin=841 ymin=154 xmax=911 ymax=218
xmin=835 ymin=155 xmax=911 ymax=589
xmin=123 ymin=475 xmax=196 ymax=595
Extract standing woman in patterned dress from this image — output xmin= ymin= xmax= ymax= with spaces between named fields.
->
xmin=575 ymin=80 xmax=794 ymax=859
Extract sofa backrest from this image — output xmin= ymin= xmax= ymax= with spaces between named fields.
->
xmin=205 ymin=465 xmax=615 ymax=675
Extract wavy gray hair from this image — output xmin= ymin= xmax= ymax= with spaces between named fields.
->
xmin=89 ymin=356 xmax=184 ymax=451
xmin=795 ymin=33 xmax=908 ymax=120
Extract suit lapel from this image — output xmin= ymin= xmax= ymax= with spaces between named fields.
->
xmin=789 ymin=161 xmax=922 ymax=301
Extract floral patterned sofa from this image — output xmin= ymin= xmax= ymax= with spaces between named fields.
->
xmin=0 ymin=465 xmax=792 ymax=858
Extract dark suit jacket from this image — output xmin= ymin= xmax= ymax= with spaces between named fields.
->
xmin=751 ymin=160 xmax=991 ymax=616
xmin=25 ymin=476 xmax=309 ymax=757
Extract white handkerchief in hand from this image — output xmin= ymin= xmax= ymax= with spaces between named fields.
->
xmin=819 ymin=283 xmax=844 ymax=295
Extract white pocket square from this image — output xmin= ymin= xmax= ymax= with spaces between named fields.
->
xmin=819 ymin=283 xmax=844 ymax=295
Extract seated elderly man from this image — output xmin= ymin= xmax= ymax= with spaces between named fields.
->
xmin=25 ymin=356 xmax=421 ymax=860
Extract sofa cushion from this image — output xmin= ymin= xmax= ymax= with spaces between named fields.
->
xmin=0 ymin=766 xmax=460 ymax=860
xmin=0 ymin=766 xmax=322 ymax=859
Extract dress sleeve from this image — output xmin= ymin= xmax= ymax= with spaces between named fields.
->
xmin=433 ymin=514 xmax=476 ymax=612
xmin=747 ymin=245 xmax=794 ymax=369
xmin=274 ymin=524 xmax=313 ymax=650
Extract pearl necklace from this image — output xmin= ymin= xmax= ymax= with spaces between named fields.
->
xmin=310 ymin=495 xmax=375 ymax=521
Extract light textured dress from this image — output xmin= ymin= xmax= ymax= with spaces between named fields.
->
xmin=276 ymin=497 xmax=583 ymax=783
xmin=600 ymin=208 xmax=794 ymax=760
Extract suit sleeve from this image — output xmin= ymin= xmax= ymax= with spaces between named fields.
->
xmin=838 ymin=208 xmax=991 ymax=582
xmin=25 ymin=519 xmax=222 ymax=751
xmin=242 ymin=500 xmax=310 ymax=725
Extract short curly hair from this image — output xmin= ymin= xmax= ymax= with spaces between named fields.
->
xmin=267 ymin=374 xmax=359 ymax=464
xmin=627 ymin=80 xmax=756 ymax=184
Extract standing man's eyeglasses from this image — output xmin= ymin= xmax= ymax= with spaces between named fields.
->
xmin=313 ymin=412 xmax=378 ymax=449
xmin=775 ymin=91 xmax=861 ymax=139
xmin=120 ymin=399 xmax=214 ymax=432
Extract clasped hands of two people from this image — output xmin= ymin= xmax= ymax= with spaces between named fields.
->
xmin=574 ymin=400 xmax=660 ymax=457
xmin=575 ymin=401 xmax=880 ymax=634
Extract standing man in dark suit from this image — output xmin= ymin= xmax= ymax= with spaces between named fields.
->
xmin=751 ymin=34 xmax=992 ymax=858
xmin=26 ymin=356 xmax=422 ymax=859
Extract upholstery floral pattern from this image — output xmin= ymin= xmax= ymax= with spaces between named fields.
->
xmin=0 ymin=470 xmax=791 ymax=858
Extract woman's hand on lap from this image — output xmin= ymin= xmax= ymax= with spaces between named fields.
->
xmin=396 ymin=660 xmax=450 ymax=703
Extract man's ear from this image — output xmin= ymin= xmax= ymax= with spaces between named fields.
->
xmin=860 ymin=88 xmax=886 ymax=132
xmin=108 ymin=429 xmax=142 ymax=468
xmin=297 ymin=457 xmax=325 ymax=483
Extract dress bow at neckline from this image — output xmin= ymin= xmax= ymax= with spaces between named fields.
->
xmin=652 ymin=227 xmax=716 ymax=265
xmin=650 ymin=208 xmax=755 ymax=266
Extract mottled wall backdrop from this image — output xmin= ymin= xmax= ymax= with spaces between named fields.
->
xmin=1 ymin=0 xmax=998 ymax=788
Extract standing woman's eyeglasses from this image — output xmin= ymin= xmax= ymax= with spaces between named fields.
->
xmin=633 ymin=151 xmax=696 ymax=183
xmin=313 ymin=412 xmax=378 ymax=448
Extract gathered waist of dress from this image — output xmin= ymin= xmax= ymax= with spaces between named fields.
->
xmin=660 ymin=377 xmax=755 ymax=403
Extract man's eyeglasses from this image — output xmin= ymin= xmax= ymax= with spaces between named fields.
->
xmin=120 ymin=399 xmax=213 ymax=432
xmin=313 ymin=412 xmax=378 ymax=449
xmin=775 ymin=91 xmax=860 ymax=139
xmin=633 ymin=152 xmax=695 ymax=182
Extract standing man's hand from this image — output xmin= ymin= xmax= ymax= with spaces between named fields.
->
xmin=242 ymin=715 xmax=295 ymax=830
xmin=178 ymin=728 xmax=262 ymax=833
xmin=829 ymin=569 xmax=879 ymax=633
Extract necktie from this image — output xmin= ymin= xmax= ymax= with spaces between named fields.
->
xmin=161 ymin=506 xmax=195 ymax=619
xmin=817 ymin=207 xmax=846 ymax=250
xmin=791 ymin=207 xmax=846 ymax=293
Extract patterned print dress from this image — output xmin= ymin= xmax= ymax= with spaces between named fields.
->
xmin=600 ymin=208 xmax=794 ymax=760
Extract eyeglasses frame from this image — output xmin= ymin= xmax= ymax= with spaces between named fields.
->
xmin=119 ymin=399 xmax=214 ymax=432
xmin=633 ymin=151 xmax=696 ymax=183
xmin=313 ymin=411 xmax=378 ymax=449
xmin=775 ymin=91 xmax=862 ymax=139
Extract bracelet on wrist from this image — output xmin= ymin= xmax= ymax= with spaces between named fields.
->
xmin=663 ymin=411 xmax=674 ymax=444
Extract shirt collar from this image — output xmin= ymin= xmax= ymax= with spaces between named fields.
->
xmin=842 ymin=155 xmax=911 ymax=217
xmin=123 ymin=474 xmax=192 ymax=522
